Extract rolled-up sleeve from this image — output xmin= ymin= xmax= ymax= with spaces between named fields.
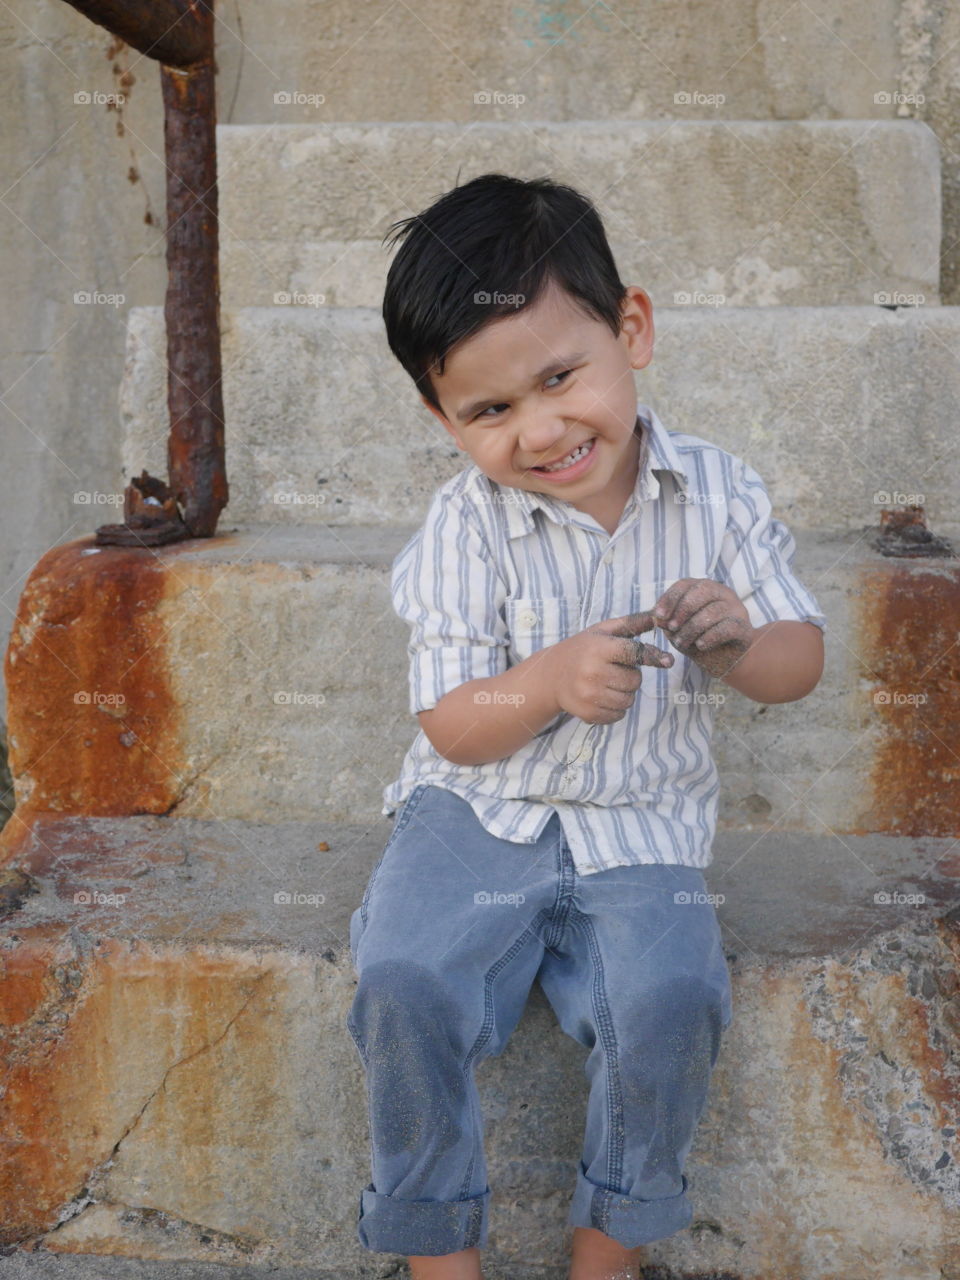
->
xmin=391 ymin=486 xmax=509 ymax=714
xmin=715 ymin=456 xmax=827 ymax=632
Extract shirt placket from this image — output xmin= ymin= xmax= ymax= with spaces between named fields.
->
xmin=548 ymin=504 xmax=639 ymax=798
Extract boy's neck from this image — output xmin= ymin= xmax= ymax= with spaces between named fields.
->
xmin=565 ymin=413 xmax=647 ymax=538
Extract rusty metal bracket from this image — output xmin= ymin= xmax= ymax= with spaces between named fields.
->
xmin=872 ymin=506 xmax=955 ymax=559
xmin=62 ymin=0 xmax=229 ymax=547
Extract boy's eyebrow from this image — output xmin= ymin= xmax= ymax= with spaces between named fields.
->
xmin=455 ymin=351 xmax=589 ymax=423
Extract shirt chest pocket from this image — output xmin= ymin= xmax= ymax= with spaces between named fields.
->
xmin=504 ymin=594 xmax=583 ymax=665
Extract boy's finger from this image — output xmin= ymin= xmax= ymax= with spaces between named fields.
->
xmin=652 ymin=579 xmax=697 ymax=624
xmin=624 ymin=639 xmax=675 ymax=669
xmin=595 ymin=611 xmax=660 ymax=637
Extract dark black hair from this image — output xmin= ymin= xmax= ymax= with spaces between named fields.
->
xmin=380 ymin=172 xmax=628 ymax=417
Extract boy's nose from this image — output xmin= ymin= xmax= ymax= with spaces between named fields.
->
xmin=517 ymin=419 xmax=580 ymax=464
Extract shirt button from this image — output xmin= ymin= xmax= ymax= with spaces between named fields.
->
xmin=518 ymin=608 xmax=538 ymax=628
xmin=601 ymin=550 xmax=613 ymax=565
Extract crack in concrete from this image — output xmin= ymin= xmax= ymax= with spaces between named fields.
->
xmin=43 ymin=966 xmax=270 ymax=1238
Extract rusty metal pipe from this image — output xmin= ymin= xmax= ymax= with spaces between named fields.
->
xmin=60 ymin=0 xmax=209 ymax=68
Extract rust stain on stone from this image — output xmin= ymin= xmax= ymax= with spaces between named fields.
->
xmin=0 ymin=932 xmax=272 ymax=1245
xmin=2 ymin=537 xmax=184 ymax=837
xmin=853 ymin=562 xmax=960 ymax=837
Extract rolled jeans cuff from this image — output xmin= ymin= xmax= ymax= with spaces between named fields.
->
xmin=567 ymin=1163 xmax=693 ymax=1247
xmin=357 ymin=1182 xmax=490 ymax=1255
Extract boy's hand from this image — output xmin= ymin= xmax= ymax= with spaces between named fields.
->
xmin=539 ymin=612 xmax=674 ymax=725
xmin=653 ymin=579 xmax=754 ymax=678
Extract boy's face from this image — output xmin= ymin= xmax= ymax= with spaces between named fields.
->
xmin=421 ymin=280 xmax=654 ymax=516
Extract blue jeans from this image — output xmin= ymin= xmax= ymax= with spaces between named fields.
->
xmin=346 ymin=783 xmax=733 ymax=1257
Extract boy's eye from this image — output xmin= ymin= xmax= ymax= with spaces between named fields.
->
xmin=474 ymin=369 xmax=573 ymax=420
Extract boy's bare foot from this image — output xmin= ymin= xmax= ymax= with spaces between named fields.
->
xmin=408 ymin=1245 xmax=483 ymax=1279
xmin=568 ymin=1224 xmax=644 ymax=1279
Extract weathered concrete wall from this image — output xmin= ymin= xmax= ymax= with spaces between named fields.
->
xmin=4 ymin=0 xmax=960 ymax=735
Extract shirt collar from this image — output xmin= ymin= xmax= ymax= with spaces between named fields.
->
xmin=480 ymin=404 xmax=690 ymax=541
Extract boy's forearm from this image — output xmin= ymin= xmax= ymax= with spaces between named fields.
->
xmin=422 ymin=653 xmax=563 ymax=766
xmin=718 ymin=619 xmax=824 ymax=703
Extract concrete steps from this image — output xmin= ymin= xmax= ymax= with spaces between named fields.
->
xmin=0 ymin=808 xmax=957 ymax=1273
xmin=217 ymin=121 xmax=940 ymax=309
xmin=4 ymin=527 xmax=958 ymax=845
xmin=120 ymin=303 xmax=960 ymax=533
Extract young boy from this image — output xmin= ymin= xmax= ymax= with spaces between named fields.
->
xmin=346 ymin=173 xmax=826 ymax=1279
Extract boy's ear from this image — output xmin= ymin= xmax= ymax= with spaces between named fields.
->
xmin=421 ymin=394 xmax=466 ymax=450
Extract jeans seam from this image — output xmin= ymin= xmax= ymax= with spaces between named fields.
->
xmin=575 ymin=909 xmax=624 ymax=1211
xmin=457 ymin=910 xmax=552 ymax=1203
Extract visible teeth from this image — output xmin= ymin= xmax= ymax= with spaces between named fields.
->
xmin=541 ymin=439 xmax=592 ymax=472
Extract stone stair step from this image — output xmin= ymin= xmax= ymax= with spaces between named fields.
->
xmin=121 ymin=303 xmax=959 ymax=532
xmin=4 ymin=526 xmax=957 ymax=837
xmin=0 ymin=809 xmax=957 ymax=1273
xmin=214 ymin=0 xmax=904 ymax=136
xmin=216 ymin=120 xmax=940 ymax=309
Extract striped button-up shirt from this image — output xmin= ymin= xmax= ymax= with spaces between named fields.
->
xmin=381 ymin=404 xmax=826 ymax=875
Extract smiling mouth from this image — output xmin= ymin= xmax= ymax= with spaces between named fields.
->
xmin=531 ymin=437 xmax=597 ymax=474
